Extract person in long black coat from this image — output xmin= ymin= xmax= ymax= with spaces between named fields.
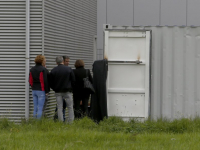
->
xmin=91 ymin=59 xmax=108 ymax=122
xmin=73 ymin=59 xmax=93 ymax=118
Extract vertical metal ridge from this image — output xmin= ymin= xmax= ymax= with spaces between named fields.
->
xmin=106 ymin=0 xmax=107 ymax=24
xmin=171 ymin=27 xmax=175 ymax=119
xmin=133 ymin=0 xmax=134 ymax=26
xmin=160 ymin=27 xmax=164 ymax=118
xmin=25 ymin=0 xmax=30 ymax=120
xmin=159 ymin=0 xmax=161 ymax=26
xmin=42 ymin=0 xmax=44 ymax=55
xmin=186 ymin=0 xmax=188 ymax=26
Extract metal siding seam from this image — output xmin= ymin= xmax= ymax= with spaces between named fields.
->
xmin=25 ymin=0 xmax=30 ymax=119
xmin=42 ymin=0 xmax=44 ymax=55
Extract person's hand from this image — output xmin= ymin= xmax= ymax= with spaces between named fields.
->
xmin=80 ymin=101 xmax=82 ymax=105
xmin=46 ymin=93 xmax=49 ymax=95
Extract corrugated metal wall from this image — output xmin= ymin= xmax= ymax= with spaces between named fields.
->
xmin=0 ymin=0 xmax=26 ymax=122
xmin=97 ymin=0 xmax=200 ymax=59
xmin=146 ymin=26 xmax=200 ymax=120
xmin=44 ymin=0 xmax=97 ymax=118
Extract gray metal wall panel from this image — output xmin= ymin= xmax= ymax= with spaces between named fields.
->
xmin=146 ymin=26 xmax=200 ymax=119
xmin=0 ymin=0 xmax=26 ymax=122
xmin=134 ymin=0 xmax=160 ymax=26
xmin=97 ymin=0 xmax=106 ymax=52
xmin=160 ymin=0 xmax=186 ymax=26
xmin=187 ymin=0 xmax=200 ymax=26
xmin=107 ymin=0 xmax=133 ymax=26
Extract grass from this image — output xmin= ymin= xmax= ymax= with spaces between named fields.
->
xmin=1 ymin=117 xmax=200 ymax=150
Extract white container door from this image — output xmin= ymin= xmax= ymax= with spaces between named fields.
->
xmin=104 ymin=29 xmax=151 ymax=121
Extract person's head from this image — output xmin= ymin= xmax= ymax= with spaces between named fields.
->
xmin=35 ymin=55 xmax=45 ymax=65
xmin=74 ymin=59 xmax=84 ymax=68
xmin=63 ymin=55 xmax=70 ymax=66
xmin=56 ymin=56 xmax=64 ymax=65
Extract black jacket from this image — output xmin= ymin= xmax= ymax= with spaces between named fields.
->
xmin=73 ymin=66 xmax=93 ymax=94
xmin=50 ymin=64 xmax=75 ymax=93
xmin=29 ymin=63 xmax=49 ymax=93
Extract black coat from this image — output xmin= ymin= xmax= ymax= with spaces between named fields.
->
xmin=91 ymin=59 xmax=108 ymax=122
xmin=73 ymin=66 xmax=93 ymax=96
xmin=50 ymin=64 xmax=75 ymax=93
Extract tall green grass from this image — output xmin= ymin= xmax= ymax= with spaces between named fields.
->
xmin=1 ymin=117 xmax=200 ymax=149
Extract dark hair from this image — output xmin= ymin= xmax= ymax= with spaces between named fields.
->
xmin=35 ymin=55 xmax=45 ymax=64
xmin=74 ymin=59 xmax=84 ymax=68
xmin=63 ymin=55 xmax=70 ymax=60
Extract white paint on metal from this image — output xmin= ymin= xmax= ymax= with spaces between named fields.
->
xmin=104 ymin=26 xmax=151 ymax=120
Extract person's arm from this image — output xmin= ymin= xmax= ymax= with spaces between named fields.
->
xmin=70 ymin=69 xmax=76 ymax=89
xmin=46 ymin=68 xmax=50 ymax=93
xmin=29 ymin=71 xmax=33 ymax=87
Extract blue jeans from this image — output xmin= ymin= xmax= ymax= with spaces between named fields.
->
xmin=32 ymin=90 xmax=45 ymax=119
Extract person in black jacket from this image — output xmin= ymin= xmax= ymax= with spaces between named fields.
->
xmin=50 ymin=56 xmax=75 ymax=123
xmin=54 ymin=55 xmax=70 ymax=121
xmin=29 ymin=55 xmax=49 ymax=119
xmin=73 ymin=59 xmax=93 ymax=118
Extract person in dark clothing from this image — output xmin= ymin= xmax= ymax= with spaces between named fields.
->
xmin=50 ymin=56 xmax=75 ymax=123
xmin=91 ymin=59 xmax=108 ymax=122
xmin=73 ymin=59 xmax=93 ymax=118
xmin=54 ymin=55 xmax=70 ymax=121
xmin=29 ymin=55 xmax=49 ymax=119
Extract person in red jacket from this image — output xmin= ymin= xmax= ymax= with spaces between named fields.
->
xmin=29 ymin=55 xmax=49 ymax=119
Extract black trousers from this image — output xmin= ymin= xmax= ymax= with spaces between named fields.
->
xmin=73 ymin=93 xmax=90 ymax=119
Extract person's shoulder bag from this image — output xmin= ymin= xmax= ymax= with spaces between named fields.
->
xmin=83 ymin=69 xmax=95 ymax=94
